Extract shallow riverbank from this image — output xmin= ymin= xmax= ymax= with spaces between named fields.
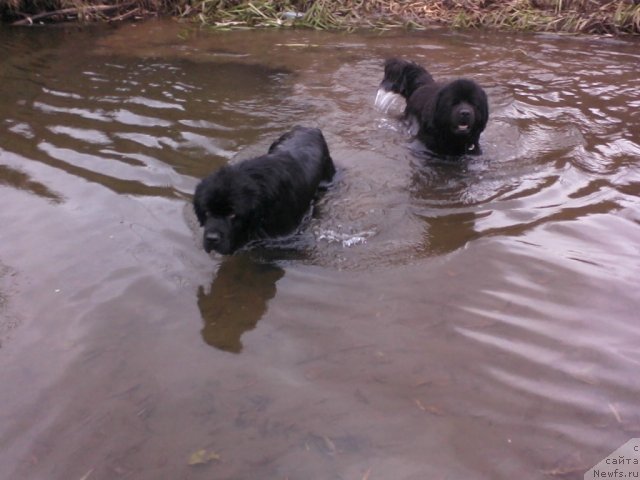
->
xmin=2 ymin=0 xmax=639 ymax=35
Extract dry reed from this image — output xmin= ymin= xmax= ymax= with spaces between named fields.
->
xmin=2 ymin=0 xmax=639 ymax=35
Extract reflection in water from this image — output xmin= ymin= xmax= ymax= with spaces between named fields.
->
xmin=197 ymin=255 xmax=285 ymax=353
xmin=419 ymin=209 xmax=479 ymax=255
xmin=0 ymin=163 xmax=62 ymax=203
xmin=409 ymin=159 xmax=481 ymax=255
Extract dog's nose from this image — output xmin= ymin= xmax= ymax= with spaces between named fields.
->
xmin=206 ymin=232 xmax=221 ymax=243
xmin=460 ymin=109 xmax=471 ymax=119
xmin=204 ymin=232 xmax=222 ymax=253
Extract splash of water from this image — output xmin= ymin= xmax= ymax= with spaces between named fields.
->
xmin=316 ymin=229 xmax=375 ymax=248
xmin=374 ymin=88 xmax=403 ymax=114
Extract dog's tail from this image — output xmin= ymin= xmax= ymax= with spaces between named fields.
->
xmin=380 ymin=58 xmax=433 ymax=99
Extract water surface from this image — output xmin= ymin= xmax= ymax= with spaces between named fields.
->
xmin=1 ymin=20 xmax=639 ymax=480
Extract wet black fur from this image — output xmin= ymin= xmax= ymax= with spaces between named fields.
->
xmin=381 ymin=58 xmax=489 ymax=156
xmin=193 ymin=126 xmax=336 ymax=255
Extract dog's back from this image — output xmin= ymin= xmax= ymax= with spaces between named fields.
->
xmin=242 ymin=126 xmax=335 ymax=241
xmin=268 ymin=126 xmax=335 ymax=187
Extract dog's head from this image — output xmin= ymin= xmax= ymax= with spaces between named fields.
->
xmin=193 ymin=168 xmax=259 ymax=255
xmin=381 ymin=58 xmax=434 ymax=99
xmin=434 ymin=78 xmax=488 ymax=140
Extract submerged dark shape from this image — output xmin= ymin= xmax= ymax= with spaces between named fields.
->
xmin=380 ymin=57 xmax=489 ymax=156
xmin=193 ymin=126 xmax=336 ymax=255
xmin=198 ymin=255 xmax=284 ymax=353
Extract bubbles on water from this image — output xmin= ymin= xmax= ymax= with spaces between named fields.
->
xmin=314 ymin=228 xmax=375 ymax=248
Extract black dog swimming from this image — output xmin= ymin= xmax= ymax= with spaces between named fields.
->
xmin=193 ymin=126 xmax=336 ymax=255
xmin=380 ymin=58 xmax=489 ymax=156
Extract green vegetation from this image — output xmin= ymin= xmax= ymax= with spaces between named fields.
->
xmin=2 ymin=0 xmax=639 ymax=35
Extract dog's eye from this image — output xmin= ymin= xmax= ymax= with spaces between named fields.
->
xmin=227 ymin=213 xmax=236 ymax=221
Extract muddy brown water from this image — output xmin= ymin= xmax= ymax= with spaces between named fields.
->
xmin=1 ymin=19 xmax=640 ymax=480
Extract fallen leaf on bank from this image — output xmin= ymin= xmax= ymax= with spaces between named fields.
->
xmin=188 ymin=449 xmax=221 ymax=466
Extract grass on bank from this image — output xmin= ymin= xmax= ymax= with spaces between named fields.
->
xmin=1 ymin=0 xmax=639 ymax=35
xmin=1 ymin=0 xmax=165 ymax=24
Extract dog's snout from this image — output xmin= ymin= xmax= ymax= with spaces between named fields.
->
xmin=459 ymin=109 xmax=471 ymax=119
xmin=204 ymin=231 xmax=224 ymax=253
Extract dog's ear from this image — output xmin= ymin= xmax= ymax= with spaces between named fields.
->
xmin=193 ymin=202 xmax=207 ymax=226
xmin=193 ymin=182 xmax=207 ymax=226
xmin=431 ymin=88 xmax=449 ymax=130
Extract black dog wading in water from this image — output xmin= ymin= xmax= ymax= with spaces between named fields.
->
xmin=379 ymin=58 xmax=489 ymax=156
xmin=193 ymin=126 xmax=336 ymax=255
